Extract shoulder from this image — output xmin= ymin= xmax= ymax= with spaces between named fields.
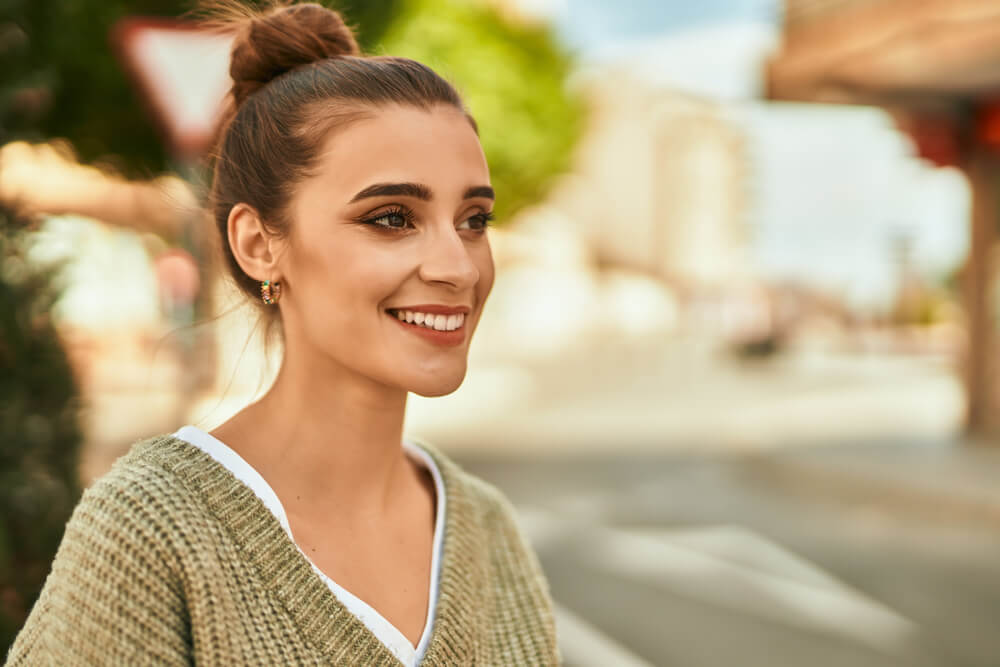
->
xmin=81 ymin=433 xmax=201 ymax=520
xmin=67 ymin=433 xmax=218 ymax=565
xmin=59 ymin=437 xmax=183 ymax=568
xmin=6 ymin=435 xmax=196 ymax=664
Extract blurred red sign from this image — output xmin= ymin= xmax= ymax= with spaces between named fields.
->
xmin=975 ymin=99 xmax=1000 ymax=153
xmin=895 ymin=111 xmax=962 ymax=168
xmin=112 ymin=18 xmax=234 ymax=159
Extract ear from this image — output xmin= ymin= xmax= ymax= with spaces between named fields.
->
xmin=227 ymin=203 xmax=285 ymax=281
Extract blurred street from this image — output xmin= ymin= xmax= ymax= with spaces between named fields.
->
xmin=406 ymin=334 xmax=962 ymax=456
xmin=460 ymin=441 xmax=1000 ymax=667
xmin=427 ymin=338 xmax=996 ymax=667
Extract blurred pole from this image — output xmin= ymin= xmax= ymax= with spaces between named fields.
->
xmin=962 ymin=145 xmax=998 ymax=434
xmin=112 ymin=18 xmax=234 ymax=411
xmin=171 ymin=157 xmax=216 ymax=400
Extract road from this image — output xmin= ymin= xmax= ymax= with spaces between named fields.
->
xmin=457 ymin=452 xmax=1000 ymax=667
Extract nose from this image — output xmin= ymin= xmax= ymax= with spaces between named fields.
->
xmin=418 ymin=224 xmax=480 ymax=290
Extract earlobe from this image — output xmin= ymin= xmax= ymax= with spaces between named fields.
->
xmin=228 ymin=203 xmax=283 ymax=281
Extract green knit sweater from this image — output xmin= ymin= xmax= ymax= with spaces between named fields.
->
xmin=6 ymin=435 xmax=560 ymax=665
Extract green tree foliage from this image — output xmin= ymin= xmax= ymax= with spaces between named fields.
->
xmin=379 ymin=0 xmax=583 ymax=221
xmin=0 ymin=205 xmax=83 ymax=652
xmin=3 ymin=0 xmax=580 ymax=219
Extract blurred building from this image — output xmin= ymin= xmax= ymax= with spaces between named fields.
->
xmin=768 ymin=0 xmax=1000 ymax=435
xmin=555 ymin=72 xmax=750 ymax=288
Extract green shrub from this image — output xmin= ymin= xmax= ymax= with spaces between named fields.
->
xmin=0 ymin=204 xmax=83 ymax=652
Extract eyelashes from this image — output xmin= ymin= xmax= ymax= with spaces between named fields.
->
xmin=359 ymin=206 xmax=415 ymax=230
xmin=357 ymin=205 xmax=492 ymax=233
xmin=463 ymin=211 xmax=493 ymax=231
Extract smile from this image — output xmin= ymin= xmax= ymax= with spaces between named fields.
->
xmin=388 ymin=309 xmax=465 ymax=331
xmin=385 ymin=307 xmax=469 ymax=347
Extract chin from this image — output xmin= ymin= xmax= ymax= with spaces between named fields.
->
xmin=408 ymin=369 xmax=467 ymax=398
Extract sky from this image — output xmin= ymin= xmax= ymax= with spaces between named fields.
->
xmin=509 ymin=0 xmax=970 ymax=311
xmin=733 ymin=104 xmax=969 ymax=309
xmin=512 ymin=0 xmax=780 ymax=48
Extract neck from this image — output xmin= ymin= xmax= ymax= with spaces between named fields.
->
xmin=212 ymin=340 xmax=411 ymax=520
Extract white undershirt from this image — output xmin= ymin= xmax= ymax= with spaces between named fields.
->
xmin=172 ymin=425 xmax=445 ymax=667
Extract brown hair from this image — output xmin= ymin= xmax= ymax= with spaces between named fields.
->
xmin=203 ymin=1 xmax=475 ymax=317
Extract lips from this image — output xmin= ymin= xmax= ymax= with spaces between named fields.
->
xmin=390 ymin=309 xmax=464 ymax=331
xmin=386 ymin=305 xmax=470 ymax=347
xmin=386 ymin=304 xmax=470 ymax=315
xmin=385 ymin=305 xmax=470 ymax=330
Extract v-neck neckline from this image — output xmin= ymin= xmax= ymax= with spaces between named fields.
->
xmin=145 ymin=435 xmax=489 ymax=666
xmin=172 ymin=425 xmax=445 ymax=663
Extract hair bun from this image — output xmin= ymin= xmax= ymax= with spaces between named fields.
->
xmin=228 ymin=3 xmax=360 ymax=106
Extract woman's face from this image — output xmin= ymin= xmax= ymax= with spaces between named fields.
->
xmin=277 ymin=104 xmax=495 ymax=397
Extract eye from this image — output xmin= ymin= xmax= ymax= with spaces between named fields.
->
xmin=362 ymin=206 xmax=414 ymax=230
xmin=458 ymin=211 xmax=494 ymax=232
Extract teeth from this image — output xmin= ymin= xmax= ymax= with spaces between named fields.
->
xmin=390 ymin=310 xmax=465 ymax=331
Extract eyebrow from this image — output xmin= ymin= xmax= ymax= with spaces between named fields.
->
xmin=463 ymin=185 xmax=495 ymax=200
xmin=349 ymin=182 xmax=495 ymax=203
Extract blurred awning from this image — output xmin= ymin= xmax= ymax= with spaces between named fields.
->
xmin=768 ymin=0 xmax=1000 ymax=436
xmin=768 ymin=0 xmax=1000 ymax=104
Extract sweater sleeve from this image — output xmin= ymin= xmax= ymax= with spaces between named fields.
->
xmin=5 ymin=465 xmax=191 ymax=666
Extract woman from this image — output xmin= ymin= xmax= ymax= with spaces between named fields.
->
xmin=6 ymin=2 xmax=560 ymax=665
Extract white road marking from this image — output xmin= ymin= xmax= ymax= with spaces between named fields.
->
xmin=648 ymin=524 xmax=846 ymax=590
xmin=553 ymin=602 xmax=656 ymax=667
xmin=517 ymin=507 xmax=916 ymax=655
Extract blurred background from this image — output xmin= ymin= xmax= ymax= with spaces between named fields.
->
xmin=3 ymin=0 xmax=1000 ymax=665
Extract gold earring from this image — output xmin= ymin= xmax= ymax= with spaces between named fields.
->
xmin=260 ymin=280 xmax=282 ymax=305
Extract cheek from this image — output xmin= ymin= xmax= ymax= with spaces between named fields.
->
xmin=289 ymin=236 xmax=348 ymax=303
xmin=476 ymin=242 xmax=496 ymax=303
xmin=287 ymin=235 xmax=400 ymax=337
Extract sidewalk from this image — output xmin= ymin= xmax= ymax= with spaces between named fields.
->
xmin=80 ymin=328 xmax=999 ymax=531
xmin=406 ymin=338 xmax=964 ymax=456
xmin=743 ymin=436 xmax=1000 ymax=529
xmin=406 ymin=337 xmax=1000 ymax=529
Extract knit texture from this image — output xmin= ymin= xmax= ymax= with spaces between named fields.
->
xmin=6 ymin=435 xmax=560 ymax=665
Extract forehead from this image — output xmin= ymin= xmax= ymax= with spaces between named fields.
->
xmin=310 ymin=104 xmax=489 ymax=198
